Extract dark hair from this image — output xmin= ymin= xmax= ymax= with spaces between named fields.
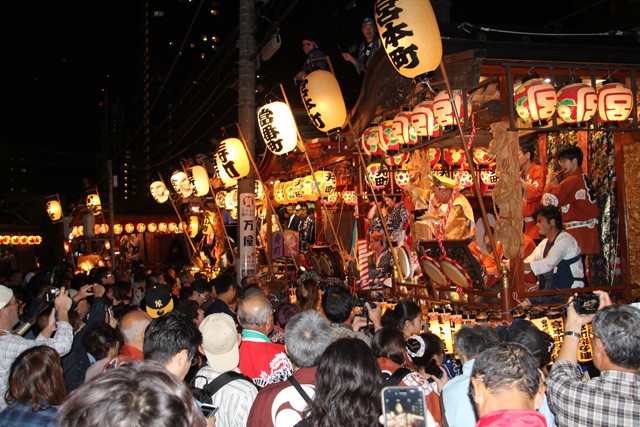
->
xmin=306 ymin=338 xmax=383 ymax=427
xmin=143 ymin=311 xmax=202 ymax=364
xmin=296 ymin=279 xmax=319 ymax=312
xmin=273 ymin=302 xmax=300 ymax=328
xmin=532 ymin=205 xmax=564 ymax=231
xmin=174 ymin=299 xmax=202 ymax=324
xmin=504 ymin=319 xmax=553 ymax=368
xmin=83 ymin=323 xmax=122 ymax=360
xmin=6 ymin=345 xmax=67 ymax=409
xmin=213 ymin=273 xmax=236 ymax=296
xmin=381 ymin=300 xmax=421 ymax=330
xmin=593 ymin=304 xmax=640 ymax=370
xmin=406 ymin=332 xmax=445 ymax=368
xmin=384 ymin=193 xmax=401 ymax=203
xmin=112 ymin=281 xmax=133 ymax=303
xmin=471 ymin=342 xmax=541 ymax=400
xmin=307 ymin=208 xmax=315 ymax=215
xmin=556 ymin=144 xmax=583 ymax=166
xmin=454 ymin=324 xmax=500 ymax=360
xmin=372 ymin=326 xmax=407 ymax=365
xmin=59 ymin=362 xmax=205 ymax=427
xmin=189 ymin=278 xmax=211 ymax=295
xmin=321 ymin=285 xmax=353 ymax=324
xmin=519 ymin=140 xmax=536 ymax=161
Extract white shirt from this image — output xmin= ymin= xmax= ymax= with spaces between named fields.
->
xmin=524 ymin=231 xmax=584 ymax=288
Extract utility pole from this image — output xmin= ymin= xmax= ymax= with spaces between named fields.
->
xmin=107 ymin=160 xmax=116 ymax=269
xmin=237 ymin=0 xmax=257 ymax=284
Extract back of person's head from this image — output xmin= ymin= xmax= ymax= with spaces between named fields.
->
xmin=83 ymin=323 xmax=122 ymax=361
xmin=237 ymin=294 xmax=272 ymax=328
xmin=213 ymin=273 xmax=236 ymax=296
xmin=519 ymin=140 xmax=536 ymax=161
xmin=26 ymin=270 xmax=50 ymax=299
xmin=174 ymin=299 xmax=203 ymax=324
xmin=178 ymin=269 xmax=194 ymax=285
xmin=321 ymin=285 xmax=353 ymax=324
xmin=556 ymin=143 xmax=583 ymax=166
xmin=112 ymin=281 xmax=133 ymax=303
xmin=284 ymin=310 xmax=332 ymax=368
xmin=7 ymin=345 xmax=67 ymax=409
xmin=274 ymin=302 xmax=300 ymax=328
xmin=296 ymin=279 xmax=319 ymax=311
xmin=143 ymin=311 xmax=202 ymax=364
xmin=372 ymin=326 xmax=407 ymax=365
xmin=133 ymin=269 xmax=147 ymax=284
xmin=593 ymin=304 xmax=640 ymax=370
xmin=454 ymin=324 xmax=500 ymax=360
xmin=119 ymin=309 xmax=152 ymax=346
xmin=308 ymin=338 xmax=382 ymax=427
xmin=241 ymin=284 xmax=265 ymax=299
xmin=406 ymin=332 xmax=445 ymax=368
xmin=504 ymin=319 xmax=554 ymax=369
xmin=381 ymin=299 xmax=422 ymax=329
xmin=189 ymin=278 xmax=211 ymax=295
xmin=58 ymin=362 xmax=205 ymax=427
xmin=532 ymin=205 xmax=564 ymax=231
xmin=471 ymin=342 xmax=541 ymax=403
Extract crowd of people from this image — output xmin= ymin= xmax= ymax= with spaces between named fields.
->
xmin=0 ymin=259 xmax=638 ymax=427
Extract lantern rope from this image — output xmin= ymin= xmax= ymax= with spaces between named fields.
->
xmin=458 ymin=22 xmax=637 ymax=38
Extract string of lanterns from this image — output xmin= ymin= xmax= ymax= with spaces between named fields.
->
xmin=0 ymin=235 xmax=43 ymax=245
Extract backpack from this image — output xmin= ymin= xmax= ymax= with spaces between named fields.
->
xmin=382 ymin=367 xmax=413 ymax=386
xmin=190 ymin=370 xmax=258 ymax=404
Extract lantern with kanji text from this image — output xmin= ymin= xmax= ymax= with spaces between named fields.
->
xmin=556 ymin=82 xmax=597 ymax=126
xmin=257 ymin=101 xmax=299 ymax=155
xmin=412 ymin=101 xmax=440 ymax=138
xmin=299 ymin=70 xmax=347 ymax=134
xmin=514 ymin=76 xmax=557 ymax=127
xmin=215 ymin=138 xmax=251 ymax=182
xmin=597 ymin=81 xmax=634 ymax=124
xmin=366 ymin=163 xmax=390 ymax=190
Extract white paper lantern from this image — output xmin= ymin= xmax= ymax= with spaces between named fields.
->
xmin=188 ymin=165 xmax=211 ymax=197
xmin=170 ymin=170 xmax=193 ymax=198
xmin=257 ymin=101 xmax=299 ymax=155
xmin=150 ymin=181 xmax=170 ymax=203
xmin=215 ymin=138 xmax=250 ymax=181
xmin=300 ymin=70 xmax=347 ymax=133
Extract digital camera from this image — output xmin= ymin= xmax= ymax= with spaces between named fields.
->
xmin=573 ymin=293 xmax=600 ymax=315
xmin=45 ymin=286 xmax=60 ymax=303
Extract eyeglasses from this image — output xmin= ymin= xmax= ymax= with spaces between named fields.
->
xmin=198 ymin=293 xmax=209 ymax=301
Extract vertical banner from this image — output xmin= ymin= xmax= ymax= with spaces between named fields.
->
xmin=238 ymin=192 xmax=256 ymax=279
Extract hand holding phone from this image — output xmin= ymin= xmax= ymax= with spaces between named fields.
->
xmin=382 ymin=386 xmax=427 ymax=427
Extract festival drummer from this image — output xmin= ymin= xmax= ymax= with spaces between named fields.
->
xmin=367 ymin=231 xmax=394 ymax=283
xmin=421 ymin=175 xmax=475 ymax=240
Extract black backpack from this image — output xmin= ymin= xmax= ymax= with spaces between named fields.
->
xmin=190 ymin=371 xmax=258 ymax=404
xmin=382 ymin=367 xmax=413 ymax=386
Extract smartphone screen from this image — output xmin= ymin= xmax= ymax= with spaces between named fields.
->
xmin=200 ymin=403 xmax=219 ymax=418
xmin=382 ymin=386 xmax=426 ymax=427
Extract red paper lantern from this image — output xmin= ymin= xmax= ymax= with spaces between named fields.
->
xmin=393 ymin=109 xmax=418 ymax=147
xmin=472 ymin=147 xmax=494 ymax=166
xmin=444 ymin=148 xmax=466 ymax=166
xmin=386 ymin=152 xmax=410 ymax=169
xmin=362 ymin=123 xmax=385 ymax=157
xmin=556 ymin=82 xmax=597 ymax=125
xmin=428 ymin=148 xmax=441 ymax=166
xmin=380 ymin=118 xmax=400 ymax=155
xmin=514 ymin=77 xmax=557 ymax=126
xmin=433 ymin=90 xmax=469 ymax=129
xmin=366 ymin=163 xmax=390 ymax=190
xmin=597 ymin=82 xmax=634 ymax=123
xmin=412 ymin=101 xmax=440 ymax=138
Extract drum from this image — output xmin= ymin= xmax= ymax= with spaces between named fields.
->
xmin=419 ymin=255 xmax=448 ymax=287
xmin=312 ymin=246 xmax=344 ymax=278
xmin=394 ymin=246 xmax=412 ymax=280
xmin=307 ymin=253 xmax=322 ymax=274
xmin=440 ymin=257 xmax=473 ymax=289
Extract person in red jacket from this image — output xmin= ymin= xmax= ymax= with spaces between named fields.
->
xmin=542 ymin=144 xmax=600 ymax=256
xmin=518 ymin=140 xmax=545 ymax=241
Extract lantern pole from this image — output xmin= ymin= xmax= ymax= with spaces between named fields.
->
xmin=157 ymin=172 xmax=199 ymax=259
xmin=107 ymin=160 xmax=116 ymax=270
xmin=277 ymin=84 xmax=348 ymax=271
xmin=234 ymin=125 xmax=301 ymax=272
xmin=438 ymin=62 xmax=512 ymax=320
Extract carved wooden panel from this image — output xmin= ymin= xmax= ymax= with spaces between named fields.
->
xmin=623 ymin=142 xmax=640 ymax=288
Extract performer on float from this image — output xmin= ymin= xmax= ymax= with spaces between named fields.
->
xmin=425 ymin=175 xmax=475 ymax=240
xmin=523 ymin=205 xmax=585 ymax=304
xmin=367 ymin=231 xmax=394 ymax=281
xmin=518 ymin=140 xmax=544 ymax=241
xmin=542 ymin=144 xmax=600 ymax=257
xmin=365 ymin=196 xmax=385 ymax=238
xmin=383 ymin=194 xmax=409 ymax=247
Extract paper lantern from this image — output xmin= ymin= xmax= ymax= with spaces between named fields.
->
xmin=188 ymin=165 xmax=211 ymax=197
xmin=201 ymin=211 xmax=215 ymax=235
xmin=86 ymin=193 xmax=102 ymax=216
xmin=125 ymin=223 xmax=135 ymax=234
xmin=225 ymin=188 xmax=238 ymax=209
xmin=34 ymin=236 xmax=42 ymax=245
xmin=394 ymin=169 xmax=411 ymax=189
xmin=434 ymin=90 xmax=469 ymax=128
xmin=393 ymin=108 xmax=418 ymax=147
xmin=158 ymin=222 xmax=167 ymax=233
xmin=411 ymin=101 xmax=440 ymax=138
xmin=472 ymin=147 xmax=494 ymax=165
xmin=257 ymin=101 xmax=299 ymax=155
xmin=188 ymin=216 xmax=199 ymax=238
xmin=597 ymin=82 xmax=634 ymax=123
xmin=149 ymin=181 xmax=170 ymax=203
xmin=374 ymin=0 xmax=442 ymax=81
xmin=216 ymin=138 xmax=250 ymax=182
xmin=46 ymin=200 xmax=62 ymax=221
xmin=385 ymin=152 xmax=410 ymax=168
xmin=366 ymin=163 xmax=390 ymax=190
xmin=94 ymin=224 xmax=102 ymax=235
xmin=27 ymin=236 xmax=36 ymax=245
xmin=380 ymin=117 xmax=400 ymax=155
xmin=100 ymin=224 xmax=109 ymax=234
xmin=292 ymin=177 xmax=304 ymax=201
xmin=168 ymin=222 xmax=178 ymax=233
xmin=136 ymin=223 xmax=146 ymax=233
xmin=314 ymin=170 xmax=337 ymax=197
xmin=546 ymin=310 xmax=565 ymax=361
xmin=480 ymin=170 xmax=497 ymax=185
xmin=301 ymin=175 xmax=319 ymax=201
xmin=325 ymin=192 xmax=338 ymax=206
xmin=147 ymin=223 xmax=157 ymax=233
xmin=284 ymin=181 xmax=297 ymax=204
xmin=362 ymin=123 xmax=385 ymax=158
xmin=300 ymin=70 xmax=347 ymax=133
xmin=9 ymin=236 xmax=19 ymax=245
xmin=230 ymin=208 xmax=238 ymax=220
xmin=273 ymin=181 xmax=287 ymax=204
xmin=18 ymin=236 xmax=28 ymax=245
xmin=458 ymin=170 xmax=474 ymax=188
xmin=215 ymin=191 xmax=227 ymax=209
xmin=170 ymin=170 xmax=193 ymax=198
xmin=214 ymin=162 xmax=238 ymax=188
xmin=428 ymin=147 xmax=441 ymax=166
xmin=444 ymin=148 xmax=466 ymax=166
xmin=113 ymin=224 xmax=123 ymax=235
xmin=254 ymin=180 xmax=265 ymax=201
xmin=0 ymin=236 xmax=9 ymax=245
xmin=342 ymin=191 xmax=357 ymax=206
xmin=514 ymin=77 xmax=557 ymax=126
xmin=577 ymin=323 xmax=594 ymax=363
xmin=556 ymin=82 xmax=597 ymax=125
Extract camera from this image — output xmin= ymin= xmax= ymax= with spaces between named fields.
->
xmin=45 ymin=286 xmax=60 ymax=303
xmin=354 ymin=296 xmax=377 ymax=317
xmin=573 ymin=293 xmax=600 ymax=315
